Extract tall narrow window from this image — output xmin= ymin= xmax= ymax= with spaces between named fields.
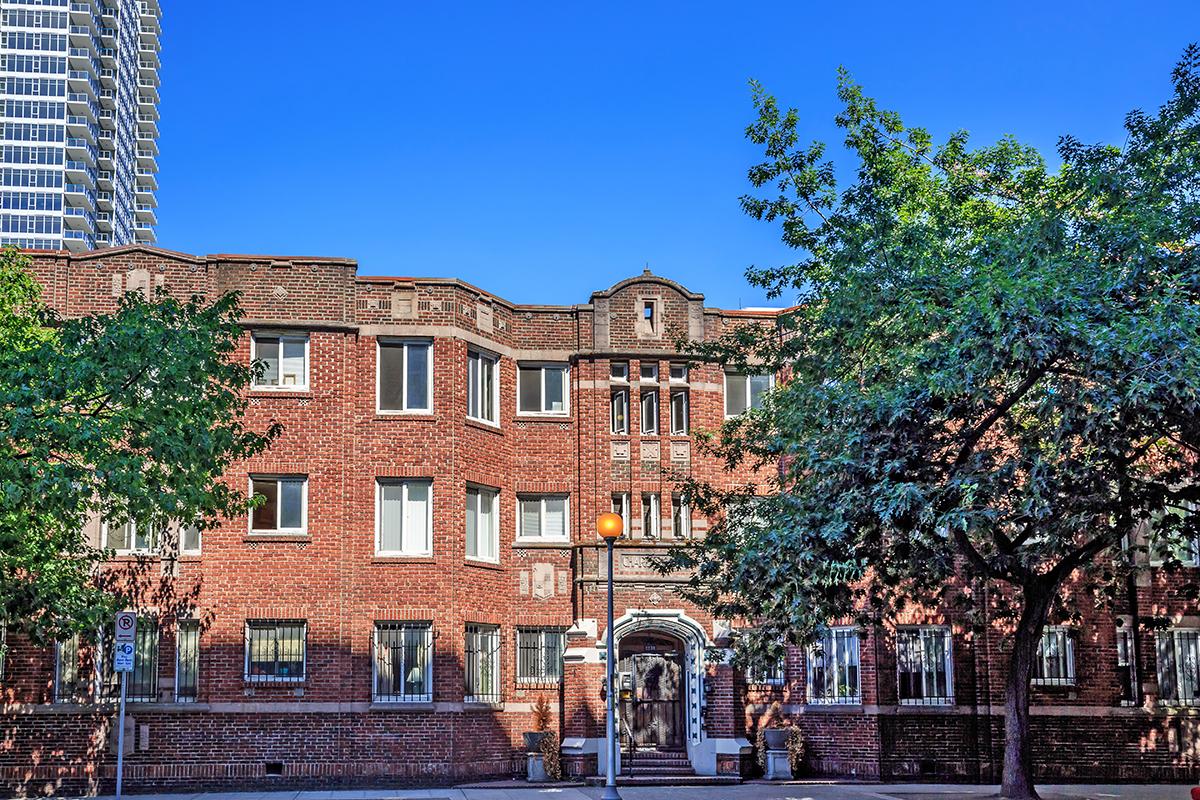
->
xmin=669 ymin=389 xmax=689 ymax=435
xmin=54 ymin=634 xmax=85 ymax=702
xmin=467 ymin=350 xmax=499 ymax=424
xmin=465 ymin=624 xmax=501 ymax=703
xmin=517 ymin=627 xmax=566 ymax=684
xmin=1117 ymin=628 xmax=1137 ymax=706
xmin=466 ymin=486 xmax=499 ymax=561
xmin=104 ymin=519 xmax=158 ymax=554
xmin=670 ymin=494 xmax=690 ymax=539
xmin=641 ymin=493 xmax=661 ymax=539
xmin=252 ymin=332 xmax=309 ymax=390
xmin=640 ymin=390 xmax=658 ymax=435
xmin=896 ymin=626 xmax=954 ymax=705
xmin=100 ymin=617 xmax=159 ymax=702
xmin=808 ymin=627 xmax=861 ymax=704
xmin=378 ymin=339 xmax=432 ymax=412
xmin=518 ymin=495 xmax=568 ymax=541
xmin=611 ymin=389 xmax=629 ymax=434
xmin=250 ymin=476 xmax=307 ymax=534
xmin=1157 ymin=628 xmax=1200 ymax=705
xmin=518 ymin=364 xmax=568 ymax=415
xmin=373 ymin=622 xmax=432 ymax=702
xmin=724 ymin=372 xmax=773 ymax=417
xmin=612 ymin=493 xmax=629 ymax=533
xmin=245 ymin=620 xmax=306 ymax=683
xmin=0 ymin=623 xmax=6 ymax=682
xmin=175 ymin=619 xmax=199 ymax=702
xmin=377 ymin=479 xmax=432 ymax=556
xmin=179 ymin=522 xmax=201 ymax=555
xmin=1032 ymin=626 xmax=1075 ymax=686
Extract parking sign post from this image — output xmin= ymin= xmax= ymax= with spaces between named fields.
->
xmin=113 ymin=611 xmax=137 ymax=800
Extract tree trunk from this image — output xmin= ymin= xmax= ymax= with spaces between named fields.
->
xmin=1000 ymin=585 xmax=1053 ymax=800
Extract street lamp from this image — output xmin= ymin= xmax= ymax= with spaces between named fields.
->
xmin=596 ymin=511 xmax=623 ymax=800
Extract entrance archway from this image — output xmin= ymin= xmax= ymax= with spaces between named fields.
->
xmin=618 ymin=630 xmax=686 ymax=750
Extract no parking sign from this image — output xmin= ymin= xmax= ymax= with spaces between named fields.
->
xmin=113 ymin=612 xmax=136 ymax=672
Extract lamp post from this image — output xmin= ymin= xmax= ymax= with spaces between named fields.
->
xmin=596 ymin=511 xmax=624 ymax=800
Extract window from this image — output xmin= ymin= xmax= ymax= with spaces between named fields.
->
xmin=250 ymin=476 xmax=307 ymax=534
xmin=724 ymin=372 xmax=773 ymax=417
xmin=612 ymin=493 xmax=629 ymax=533
xmin=252 ymin=332 xmax=308 ymax=390
xmin=518 ymin=495 xmax=568 ymax=542
xmin=0 ymin=623 xmax=5 ymax=682
xmin=378 ymin=339 xmax=432 ymax=412
xmin=669 ymin=363 xmax=688 ymax=382
xmin=467 ymin=351 xmax=499 ymax=424
xmin=639 ymin=362 xmax=658 ymax=382
xmin=516 ymin=627 xmax=566 ymax=684
xmin=104 ymin=519 xmax=157 ymax=554
xmin=640 ymin=390 xmax=658 ymax=435
xmin=1032 ymin=626 xmax=1076 ymax=686
xmin=54 ymin=634 xmax=85 ymax=702
xmin=377 ymin=479 xmax=432 ymax=556
xmin=896 ymin=626 xmax=954 ymax=705
xmin=669 ymin=389 xmax=689 ymax=435
xmin=1157 ymin=628 xmax=1200 ymax=705
xmin=808 ymin=627 xmax=861 ymax=704
xmin=610 ymin=361 xmax=629 ymax=382
xmin=175 ymin=619 xmax=199 ymax=702
xmin=611 ymin=389 xmax=629 ymax=434
xmin=749 ymin=653 xmax=786 ymax=686
xmin=179 ymin=523 xmax=200 ymax=555
xmin=670 ymin=494 xmax=690 ymax=539
xmin=99 ymin=617 xmax=159 ymax=703
xmin=518 ymin=364 xmax=568 ymax=415
xmin=465 ymin=624 xmax=500 ymax=703
xmin=1148 ymin=502 xmax=1200 ymax=566
xmin=641 ymin=493 xmax=661 ymax=539
xmin=373 ymin=622 xmax=432 ymax=702
xmin=638 ymin=300 xmax=660 ymax=337
xmin=1117 ymin=627 xmax=1136 ymax=706
xmin=245 ymin=620 xmax=306 ymax=683
xmin=466 ymin=486 xmax=499 ymax=561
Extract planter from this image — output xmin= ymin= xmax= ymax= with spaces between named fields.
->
xmin=527 ymin=752 xmax=547 ymax=782
xmin=763 ymin=728 xmax=790 ymax=751
xmin=523 ymin=731 xmax=549 ymax=752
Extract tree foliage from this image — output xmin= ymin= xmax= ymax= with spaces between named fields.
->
xmin=0 ymin=247 xmax=279 ymax=645
xmin=670 ymin=46 xmax=1200 ymax=798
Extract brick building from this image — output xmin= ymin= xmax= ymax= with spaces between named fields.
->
xmin=1 ymin=244 xmax=1198 ymax=795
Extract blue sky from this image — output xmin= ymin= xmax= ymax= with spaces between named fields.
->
xmin=154 ymin=1 xmax=1198 ymax=309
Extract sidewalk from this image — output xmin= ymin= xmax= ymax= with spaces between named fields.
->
xmin=69 ymin=780 xmax=1197 ymax=800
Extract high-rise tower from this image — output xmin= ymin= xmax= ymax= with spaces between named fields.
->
xmin=1 ymin=0 xmax=161 ymax=251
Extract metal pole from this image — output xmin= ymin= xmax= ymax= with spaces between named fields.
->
xmin=115 ymin=669 xmax=127 ymax=800
xmin=602 ymin=537 xmax=621 ymax=800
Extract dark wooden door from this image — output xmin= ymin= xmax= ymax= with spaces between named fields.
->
xmin=619 ymin=653 xmax=684 ymax=750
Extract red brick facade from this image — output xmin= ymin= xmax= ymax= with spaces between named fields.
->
xmin=1 ymin=245 xmax=1197 ymax=795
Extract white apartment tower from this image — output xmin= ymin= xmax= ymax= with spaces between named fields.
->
xmin=1 ymin=0 xmax=161 ymax=251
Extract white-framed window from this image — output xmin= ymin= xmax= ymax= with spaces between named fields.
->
xmin=467 ymin=350 xmax=499 ymax=425
xmin=1157 ymin=628 xmax=1200 ymax=705
xmin=518 ymin=494 xmax=568 ymax=542
xmin=1117 ymin=627 xmax=1137 ymax=705
xmin=639 ymin=361 xmax=658 ymax=382
xmin=249 ymin=476 xmax=308 ymax=535
xmin=373 ymin=621 xmax=432 ymax=702
xmin=612 ymin=493 xmax=630 ymax=534
xmin=179 ymin=523 xmax=201 ymax=555
xmin=175 ymin=618 xmax=199 ymax=702
xmin=245 ymin=620 xmax=306 ymax=683
xmin=465 ymin=623 xmax=501 ymax=703
xmin=251 ymin=332 xmax=309 ymax=390
xmin=1147 ymin=502 xmax=1200 ymax=566
xmin=669 ymin=389 xmax=689 ymax=435
xmin=516 ymin=627 xmax=566 ymax=684
xmin=377 ymin=339 xmax=432 ymax=413
xmin=54 ymin=634 xmax=85 ymax=702
xmin=103 ymin=519 xmax=157 ymax=554
xmin=808 ymin=627 xmax=861 ymax=704
xmin=610 ymin=361 xmax=629 ymax=382
xmin=641 ymin=493 xmax=661 ymax=539
xmin=376 ymin=479 xmax=432 ymax=556
xmin=611 ymin=388 xmax=629 ymax=434
xmin=749 ymin=653 xmax=786 ymax=686
xmin=896 ymin=626 xmax=954 ymax=705
xmin=669 ymin=363 xmax=688 ymax=382
xmin=1032 ymin=626 xmax=1076 ymax=686
xmin=670 ymin=494 xmax=690 ymax=539
xmin=640 ymin=390 xmax=659 ymax=435
xmin=724 ymin=372 xmax=773 ymax=417
xmin=466 ymin=485 xmax=499 ymax=561
xmin=518 ymin=364 xmax=569 ymax=415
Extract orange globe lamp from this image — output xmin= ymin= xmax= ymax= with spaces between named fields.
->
xmin=597 ymin=511 xmax=623 ymax=540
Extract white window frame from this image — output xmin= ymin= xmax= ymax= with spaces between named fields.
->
xmin=372 ymin=621 xmax=433 ymax=703
xmin=248 ymin=475 xmax=309 ymax=536
xmin=179 ymin=522 xmax=201 ymax=556
xmin=517 ymin=363 xmax=570 ymax=416
xmin=466 ymin=485 xmax=500 ymax=562
xmin=611 ymin=388 xmax=629 ymax=435
xmin=896 ymin=626 xmax=955 ymax=706
xmin=639 ymin=361 xmax=659 ymax=383
xmin=1116 ymin=627 xmax=1137 ymax=706
xmin=517 ymin=494 xmax=570 ymax=543
xmin=641 ymin=493 xmax=661 ymax=539
xmin=516 ymin=627 xmax=567 ymax=684
xmin=1157 ymin=628 xmax=1200 ymax=706
xmin=243 ymin=620 xmax=307 ymax=683
xmin=669 ymin=363 xmax=688 ymax=383
xmin=1031 ymin=625 xmax=1076 ymax=686
xmin=174 ymin=618 xmax=199 ymax=703
xmin=102 ymin=519 xmax=158 ymax=555
xmin=251 ymin=331 xmax=310 ymax=391
xmin=610 ymin=361 xmax=629 ymax=382
xmin=375 ymin=478 xmax=433 ymax=557
xmin=467 ymin=350 xmax=500 ymax=426
xmin=724 ymin=371 xmax=775 ymax=418
xmin=376 ymin=338 xmax=433 ymax=414
xmin=612 ymin=493 xmax=630 ymax=534
xmin=669 ymin=389 xmax=689 ymax=435
xmin=670 ymin=494 xmax=690 ymax=539
xmin=640 ymin=389 xmax=659 ymax=435
xmin=807 ymin=627 xmax=862 ymax=705
xmin=1147 ymin=502 xmax=1200 ymax=567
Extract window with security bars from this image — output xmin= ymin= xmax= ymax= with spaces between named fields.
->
xmin=516 ymin=628 xmax=566 ymax=684
xmin=896 ymin=626 xmax=954 ymax=705
xmin=1032 ymin=626 xmax=1076 ymax=686
xmin=1117 ymin=628 xmax=1137 ymax=706
xmin=99 ymin=618 xmax=159 ymax=702
xmin=808 ymin=627 xmax=861 ymax=704
xmin=55 ymin=635 xmax=86 ymax=703
xmin=465 ymin=624 xmax=501 ymax=703
xmin=748 ymin=653 xmax=786 ymax=686
xmin=175 ymin=619 xmax=199 ymax=702
xmin=1157 ymin=628 xmax=1200 ymax=705
xmin=373 ymin=622 xmax=432 ymax=702
xmin=245 ymin=620 xmax=306 ymax=683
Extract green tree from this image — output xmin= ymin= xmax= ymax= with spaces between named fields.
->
xmin=0 ymin=246 xmax=279 ymax=646
xmin=671 ymin=47 xmax=1200 ymax=799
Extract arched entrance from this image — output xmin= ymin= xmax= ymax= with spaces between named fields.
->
xmin=618 ymin=630 xmax=686 ymax=751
